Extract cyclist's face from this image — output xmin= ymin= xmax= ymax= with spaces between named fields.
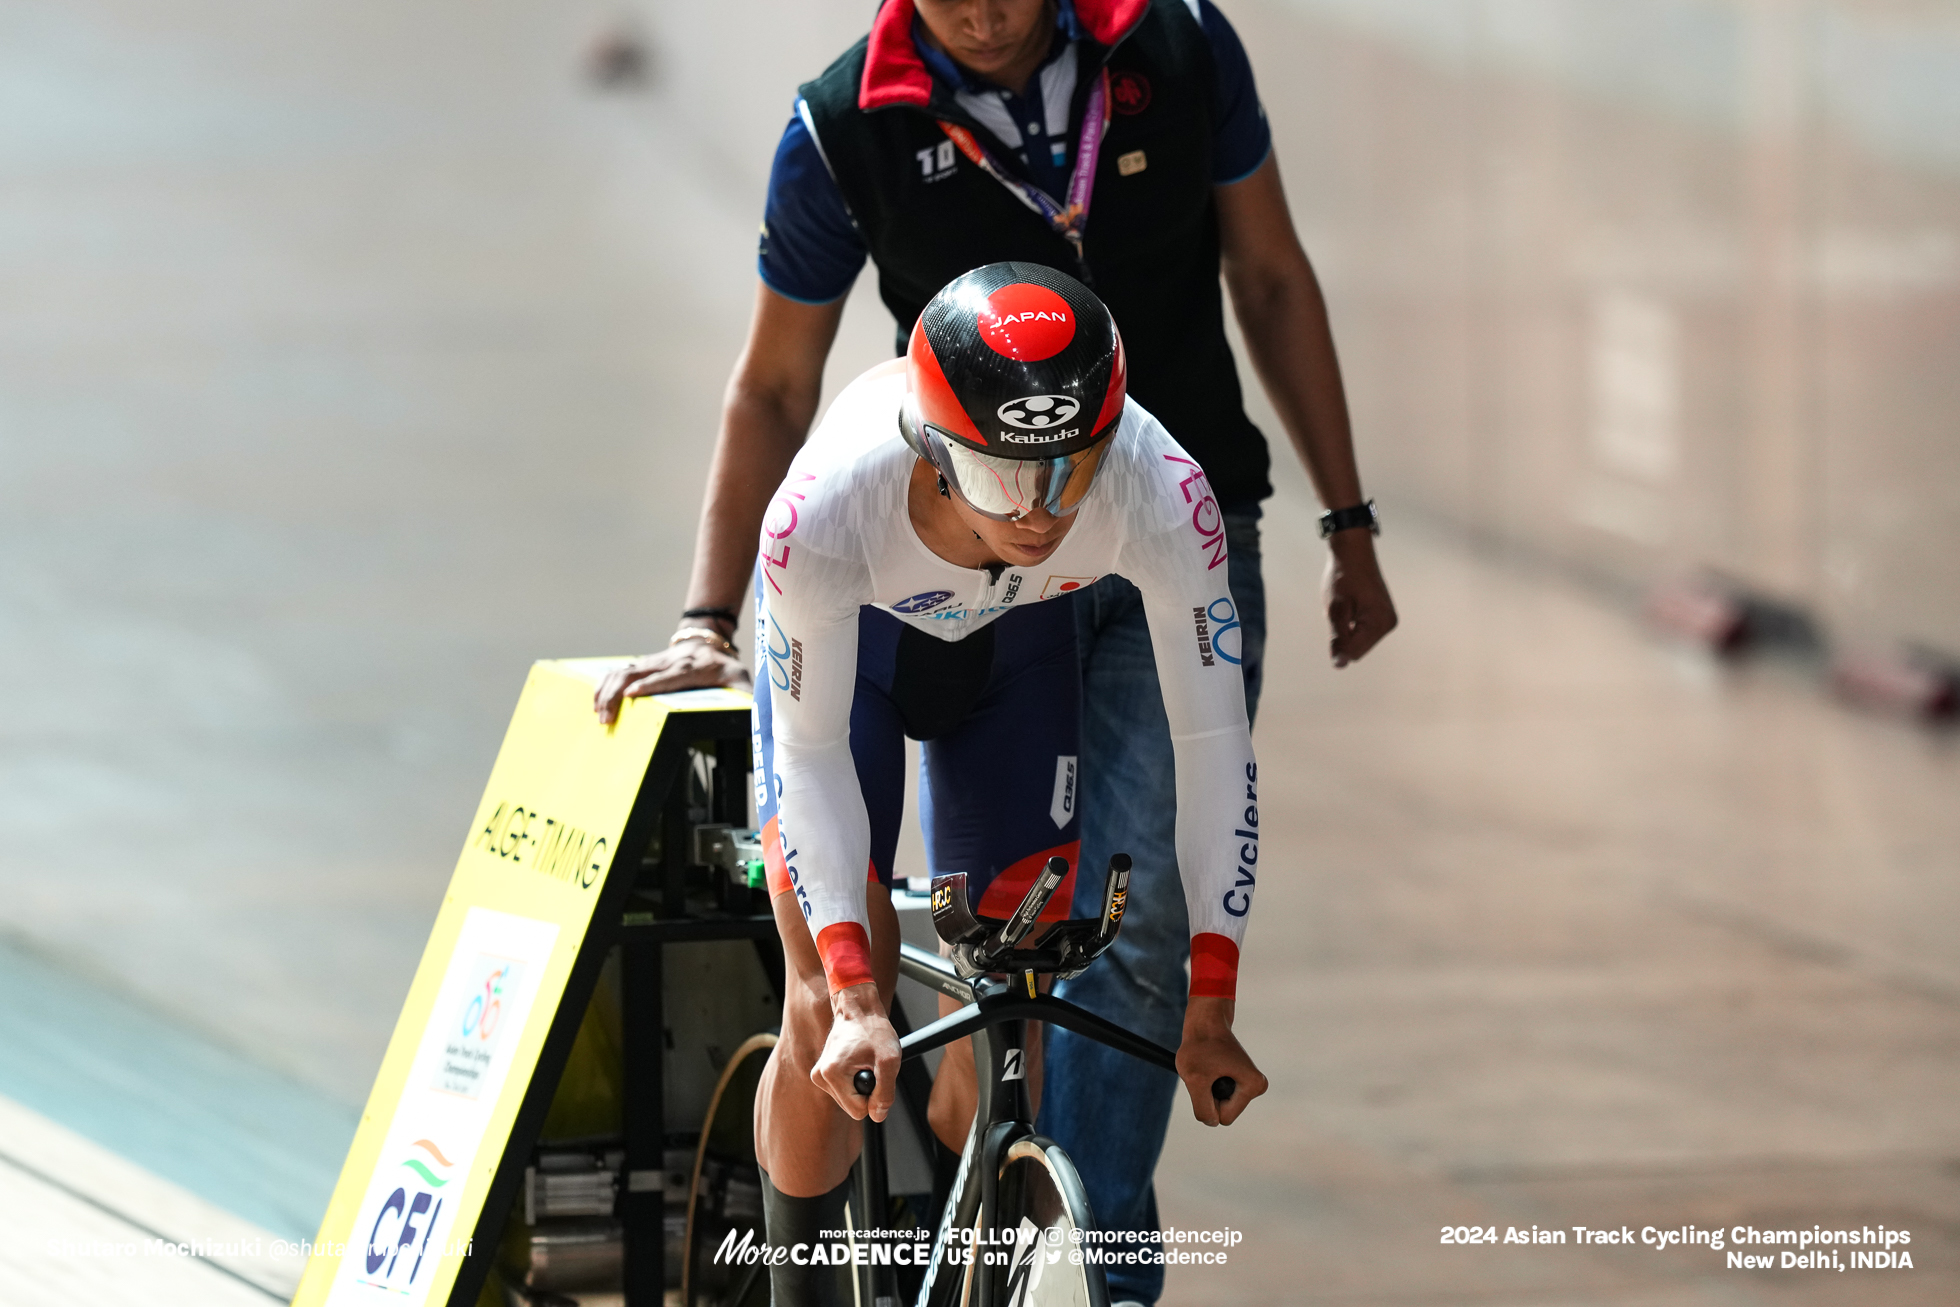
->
xmin=949 ymin=491 xmax=1079 ymax=566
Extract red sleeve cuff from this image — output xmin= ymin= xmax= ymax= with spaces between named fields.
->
xmin=816 ymin=921 xmax=876 ymax=993
xmin=1189 ymin=933 xmax=1240 ymax=1000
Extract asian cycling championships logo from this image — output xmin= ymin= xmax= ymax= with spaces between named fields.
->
xmin=892 ymin=590 xmax=956 ymax=614
xmin=434 ymin=954 xmax=524 ymax=1099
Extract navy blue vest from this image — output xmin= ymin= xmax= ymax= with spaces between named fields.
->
xmin=800 ymin=0 xmax=1271 ymax=507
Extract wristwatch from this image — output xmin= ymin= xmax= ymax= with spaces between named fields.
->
xmin=1319 ymin=500 xmax=1379 ymax=539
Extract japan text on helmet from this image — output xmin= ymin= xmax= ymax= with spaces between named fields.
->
xmin=901 ymin=262 xmax=1127 ymax=520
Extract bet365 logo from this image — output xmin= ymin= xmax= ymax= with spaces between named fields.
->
xmin=360 ymin=1138 xmax=455 ymax=1291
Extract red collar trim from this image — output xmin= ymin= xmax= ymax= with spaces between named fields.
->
xmin=859 ymin=0 xmax=1150 ymax=111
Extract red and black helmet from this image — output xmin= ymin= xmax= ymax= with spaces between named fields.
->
xmin=902 ymin=262 xmax=1127 ymax=520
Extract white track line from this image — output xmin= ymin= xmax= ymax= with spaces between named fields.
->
xmin=0 ymin=1094 xmax=301 ymax=1302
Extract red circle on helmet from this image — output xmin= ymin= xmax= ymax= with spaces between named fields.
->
xmin=978 ymin=283 xmax=1075 ymax=361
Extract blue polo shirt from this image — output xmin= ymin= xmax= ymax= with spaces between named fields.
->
xmin=759 ymin=0 xmax=1272 ymax=305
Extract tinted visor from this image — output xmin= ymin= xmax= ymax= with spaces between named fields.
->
xmin=922 ymin=425 xmax=1110 ymax=521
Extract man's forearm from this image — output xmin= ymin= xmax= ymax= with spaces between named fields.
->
xmin=683 ymin=386 xmax=811 ymax=615
xmin=1227 ymin=254 xmax=1365 ymax=512
xmin=679 ymin=285 xmax=846 ymax=619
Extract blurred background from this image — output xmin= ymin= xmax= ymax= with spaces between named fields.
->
xmin=1 ymin=0 xmax=1956 ymax=1303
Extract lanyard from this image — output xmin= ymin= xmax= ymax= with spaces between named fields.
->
xmin=937 ymin=67 xmax=1111 ymax=277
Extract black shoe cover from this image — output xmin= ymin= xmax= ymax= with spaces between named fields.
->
xmin=758 ymin=1167 xmax=857 ymax=1306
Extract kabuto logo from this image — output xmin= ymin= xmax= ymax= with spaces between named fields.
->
xmin=891 ymin=590 xmax=955 ymax=614
xmin=998 ymin=395 xmax=1080 ymax=428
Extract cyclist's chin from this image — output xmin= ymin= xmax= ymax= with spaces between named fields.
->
xmin=997 ymin=537 xmax=1063 ymax=566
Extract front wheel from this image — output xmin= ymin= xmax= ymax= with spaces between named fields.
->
xmin=991 ymin=1136 xmax=1107 ymax=1307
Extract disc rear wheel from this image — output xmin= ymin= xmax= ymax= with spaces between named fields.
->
xmin=992 ymin=1136 xmax=1106 ymax=1307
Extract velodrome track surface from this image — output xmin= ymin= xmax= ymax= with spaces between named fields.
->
xmin=1 ymin=2 xmax=1956 ymax=1303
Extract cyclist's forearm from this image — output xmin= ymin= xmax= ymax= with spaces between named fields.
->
xmin=1184 ymin=995 xmax=1236 ymax=1033
xmin=682 ymin=389 xmax=812 ymax=617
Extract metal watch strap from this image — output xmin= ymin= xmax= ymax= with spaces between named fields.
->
xmin=1319 ymin=500 xmax=1379 ymax=539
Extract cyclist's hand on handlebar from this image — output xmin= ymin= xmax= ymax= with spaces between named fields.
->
xmin=811 ymin=983 xmax=900 ymax=1124
xmin=593 ymin=636 xmax=751 ymax=724
xmin=1176 ymin=997 xmax=1268 ymax=1127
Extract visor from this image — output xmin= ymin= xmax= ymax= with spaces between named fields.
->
xmin=922 ymin=425 xmax=1110 ymax=521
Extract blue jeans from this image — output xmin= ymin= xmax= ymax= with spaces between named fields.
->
xmin=1037 ymin=512 xmax=1266 ymax=1305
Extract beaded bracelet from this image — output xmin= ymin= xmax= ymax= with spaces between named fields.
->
xmin=669 ymin=626 xmax=738 ymax=656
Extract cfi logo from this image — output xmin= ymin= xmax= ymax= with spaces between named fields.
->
xmin=362 ymin=1138 xmax=455 ymax=1287
xmin=891 ymin=589 xmax=955 ymax=615
xmin=997 ymin=395 xmax=1080 ymax=429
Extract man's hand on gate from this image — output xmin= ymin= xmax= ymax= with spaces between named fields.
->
xmin=593 ymin=640 xmax=751 ymax=724
xmin=812 ymin=983 xmax=901 ymax=1124
xmin=1177 ymin=996 xmax=1269 ymax=1127
xmin=1322 ymin=530 xmax=1397 ymax=668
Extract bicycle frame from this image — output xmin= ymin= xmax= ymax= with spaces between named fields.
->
xmin=855 ymin=942 xmax=1180 ymax=1307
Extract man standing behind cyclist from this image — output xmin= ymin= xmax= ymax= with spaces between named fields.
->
xmin=595 ymin=2 xmax=1396 ymax=1301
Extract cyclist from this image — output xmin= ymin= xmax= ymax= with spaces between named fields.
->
xmin=748 ymin=261 xmax=1267 ymax=1304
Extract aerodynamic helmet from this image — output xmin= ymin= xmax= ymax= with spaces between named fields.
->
xmin=901 ymin=262 xmax=1127 ymax=521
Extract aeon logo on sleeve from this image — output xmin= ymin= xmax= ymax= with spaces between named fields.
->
xmin=1163 ymin=454 xmax=1227 ymax=571
xmin=891 ymin=589 xmax=955 ymax=614
xmin=762 ymin=472 xmax=814 ymax=596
